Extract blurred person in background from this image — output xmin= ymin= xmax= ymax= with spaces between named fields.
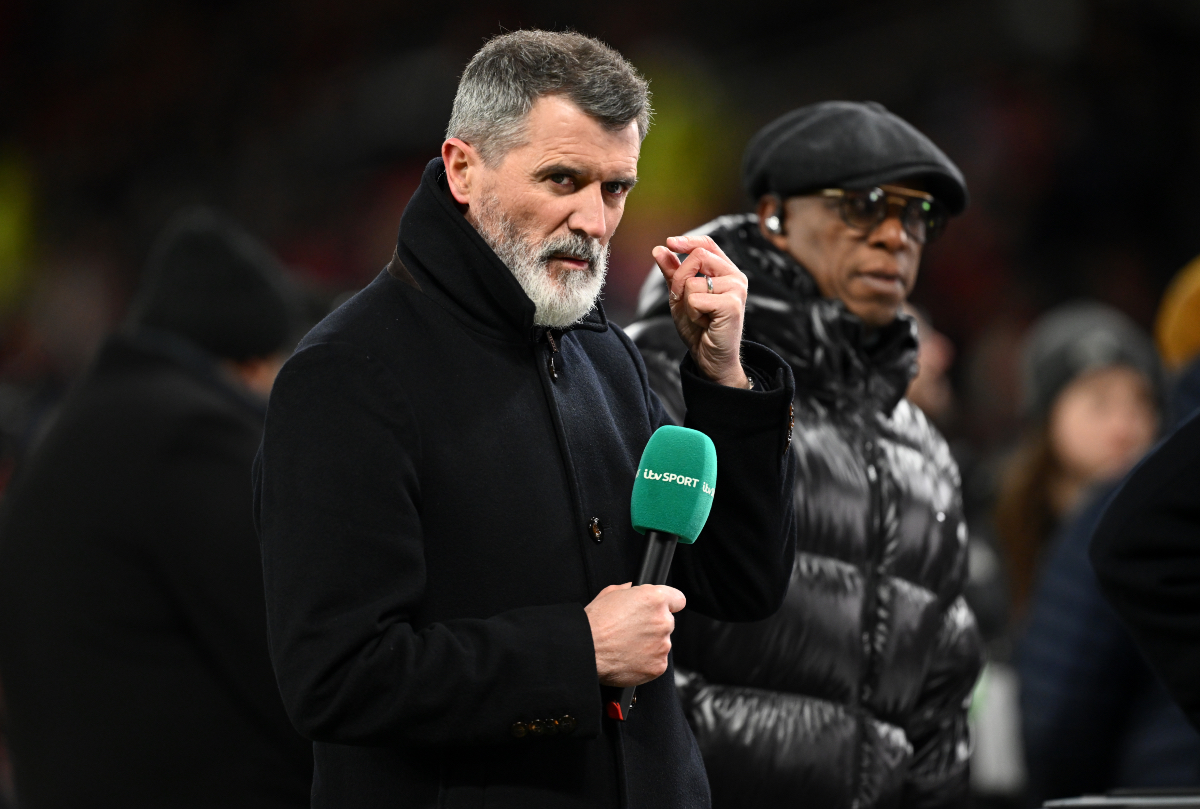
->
xmin=0 ymin=208 xmax=313 ymax=809
xmin=628 ymin=101 xmax=982 ymax=808
xmin=1155 ymin=253 xmax=1200 ymax=423
xmin=995 ymin=303 xmax=1162 ymax=617
xmin=1009 ymin=302 xmax=1200 ymax=806
xmin=905 ymin=304 xmax=956 ymax=431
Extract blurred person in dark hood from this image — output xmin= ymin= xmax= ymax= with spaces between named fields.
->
xmin=0 ymin=208 xmax=313 ymax=808
xmin=1008 ymin=302 xmax=1200 ymax=805
xmin=627 ymin=100 xmax=982 ymax=808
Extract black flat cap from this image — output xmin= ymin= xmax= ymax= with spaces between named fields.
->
xmin=742 ymin=100 xmax=968 ymax=214
xmin=130 ymin=207 xmax=297 ymax=361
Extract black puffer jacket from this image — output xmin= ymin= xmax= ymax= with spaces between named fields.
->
xmin=627 ymin=214 xmax=982 ymax=808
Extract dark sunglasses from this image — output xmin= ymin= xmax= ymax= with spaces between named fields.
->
xmin=817 ymin=185 xmax=949 ymax=244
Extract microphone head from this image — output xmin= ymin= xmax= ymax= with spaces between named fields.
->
xmin=630 ymin=425 xmax=717 ymax=544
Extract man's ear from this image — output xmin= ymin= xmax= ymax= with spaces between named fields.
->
xmin=442 ymin=138 xmax=478 ymax=205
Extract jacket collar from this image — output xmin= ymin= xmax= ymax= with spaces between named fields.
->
xmin=395 ymin=158 xmax=608 ymax=343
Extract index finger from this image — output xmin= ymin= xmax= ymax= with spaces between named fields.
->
xmin=666 ymin=234 xmax=734 ymax=267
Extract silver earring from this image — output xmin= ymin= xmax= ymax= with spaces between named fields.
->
xmin=765 ymin=214 xmax=784 ymax=235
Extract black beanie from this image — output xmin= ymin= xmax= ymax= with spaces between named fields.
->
xmin=130 ymin=207 xmax=296 ymax=362
xmin=1021 ymin=301 xmax=1163 ymax=423
xmin=742 ymin=100 xmax=968 ymax=214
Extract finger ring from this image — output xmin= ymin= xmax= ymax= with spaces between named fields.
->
xmin=706 ymin=276 xmax=714 ymax=294
xmin=669 ymin=291 xmax=679 ymax=302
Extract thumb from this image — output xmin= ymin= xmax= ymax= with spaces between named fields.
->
xmin=661 ymin=586 xmax=687 ymax=613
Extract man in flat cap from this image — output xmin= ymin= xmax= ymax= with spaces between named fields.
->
xmin=629 ymin=100 xmax=983 ymax=808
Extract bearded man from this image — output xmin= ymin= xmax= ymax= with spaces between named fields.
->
xmin=254 ymin=30 xmax=797 ymax=809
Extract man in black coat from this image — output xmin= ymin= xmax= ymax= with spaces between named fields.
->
xmin=627 ymin=101 xmax=982 ymax=807
xmin=0 ymin=209 xmax=313 ymax=808
xmin=254 ymin=30 xmax=797 ymax=809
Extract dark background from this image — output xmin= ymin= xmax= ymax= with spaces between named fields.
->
xmin=1 ymin=0 xmax=1199 ymax=472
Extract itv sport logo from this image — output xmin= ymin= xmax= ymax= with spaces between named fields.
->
xmin=641 ymin=468 xmax=715 ymax=497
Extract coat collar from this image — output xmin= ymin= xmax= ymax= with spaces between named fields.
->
xmin=395 ymin=158 xmax=608 ymax=343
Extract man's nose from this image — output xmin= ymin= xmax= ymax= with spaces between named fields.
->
xmin=868 ymin=214 xmax=910 ymax=252
xmin=567 ymin=184 xmax=608 ymax=241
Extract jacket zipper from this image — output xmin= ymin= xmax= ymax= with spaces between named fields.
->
xmin=851 ymin=436 xmax=884 ymax=809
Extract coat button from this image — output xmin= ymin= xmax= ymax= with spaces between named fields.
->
xmin=527 ymin=719 xmax=546 ymax=736
xmin=558 ymin=715 xmax=577 ymax=735
xmin=589 ymin=517 xmax=603 ymax=543
xmin=866 ymin=465 xmax=877 ymax=482
xmin=511 ymin=722 xmax=527 ymax=739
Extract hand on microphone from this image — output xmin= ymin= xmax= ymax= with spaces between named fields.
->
xmin=652 ymin=234 xmax=750 ymax=389
xmin=585 ymin=582 xmax=686 ymax=687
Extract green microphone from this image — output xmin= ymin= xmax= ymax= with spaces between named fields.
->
xmin=608 ymin=425 xmax=717 ymax=721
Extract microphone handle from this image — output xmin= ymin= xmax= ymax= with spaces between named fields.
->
xmin=635 ymin=530 xmax=678 ymax=587
xmin=611 ymin=530 xmax=678 ymax=721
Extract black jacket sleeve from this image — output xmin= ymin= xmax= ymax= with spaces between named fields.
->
xmin=667 ymin=341 xmax=798 ymax=622
xmin=1091 ymin=411 xmax=1200 ymax=731
xmin=254 ymin=342 xmax=602 ymax=747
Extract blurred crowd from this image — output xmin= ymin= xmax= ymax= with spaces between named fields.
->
xmin=2 ymin=1 xmax=1200 ymax=807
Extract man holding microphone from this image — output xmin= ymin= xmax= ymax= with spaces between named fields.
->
xmin=254 ymin=30 xmax=797 ymax=808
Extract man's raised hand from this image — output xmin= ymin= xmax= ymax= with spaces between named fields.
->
xmin=652 ymin=234 xmax=750 ymax=389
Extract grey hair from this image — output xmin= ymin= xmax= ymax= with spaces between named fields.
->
xmin=446 ymin=30 xmax=652 ymax=165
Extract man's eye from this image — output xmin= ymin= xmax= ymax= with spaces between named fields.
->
xmin=603 ymin=182 xmax=628 ymax=196
xmin=549 ymin=174 xmax=572 ymax=187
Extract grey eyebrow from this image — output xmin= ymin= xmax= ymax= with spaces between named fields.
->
xmin=539 ymin=165 xmax=638 ymax=189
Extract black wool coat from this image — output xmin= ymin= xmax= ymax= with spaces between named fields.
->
xmin=629 ymin=214 xmax=982 ymax=809
xmin=253 ymin=158 xmax=798 ymax=809
xmin=1091 ymin=408 xmax=1200 ymax=733
xmin=0 ymin=331 xmax=313 ymax=809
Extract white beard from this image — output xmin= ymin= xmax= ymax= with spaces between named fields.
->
xmin=472 ymin=195 xmax=608 ymax=328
